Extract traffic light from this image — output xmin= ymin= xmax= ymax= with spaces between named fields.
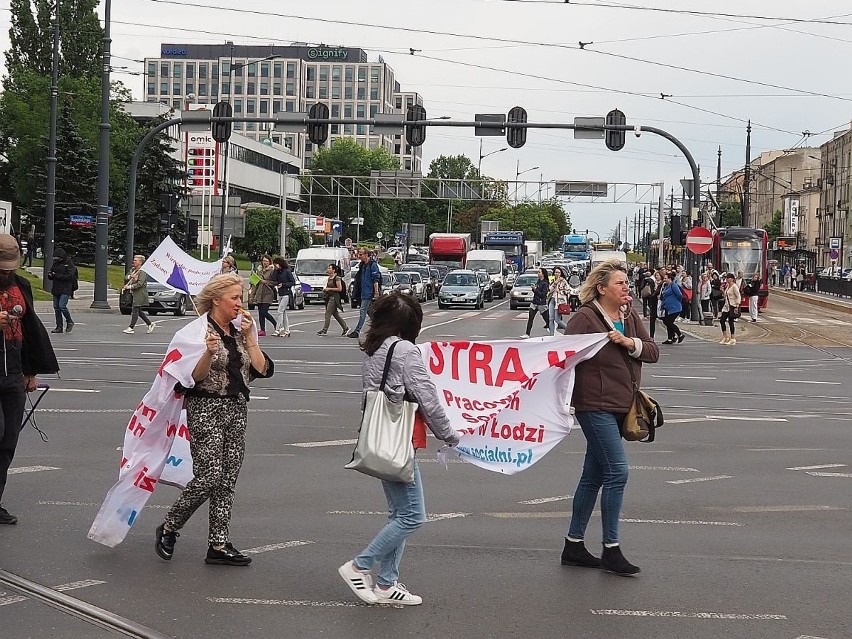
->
xmin=605 ymin=108 xmax=626 ymax=152
xmin=187 ymin=219 xmax=199 ymax=248
xmin=405 ymin=105 xmax=427 ymax=147
xmin=507 ymin=106 xmax=527 ymax=149
xmin=670 ymin=215 xmax=682 ymax=246
xmin=308 ymin=102 xmax=329 ymax=145
xmin=212 ymin=101 xmax=233 ymax=144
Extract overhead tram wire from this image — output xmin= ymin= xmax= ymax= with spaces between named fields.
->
xmin=139 ymin=0 xmax=852 ymax=104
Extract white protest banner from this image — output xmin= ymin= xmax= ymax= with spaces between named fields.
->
xmin=141 ymin=235 xmax=223 ymax=294
xmin=88 ymin=316 xmax=208 ymax=547
xmin=421 ymin=334 xmax=608 ymax=475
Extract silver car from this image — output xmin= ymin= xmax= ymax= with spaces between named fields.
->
xmin=509 ymin=273 xmax=539 ymax=310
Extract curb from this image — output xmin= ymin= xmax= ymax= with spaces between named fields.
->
xmin=770 ymin=288 xmax=852 ymax=315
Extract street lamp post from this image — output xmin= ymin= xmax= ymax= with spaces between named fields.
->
xmin=514 ymin=161 xmax=539 ymax=227
xmin=91 ymin=0 xmax=111 ymax=309
xmin=475 ymin=141 xmax=506 ymax=246
xmin=43 ymin=4 xmax=60 ymax=291
xmin=477 ymin=140 xmax=507 ymax=176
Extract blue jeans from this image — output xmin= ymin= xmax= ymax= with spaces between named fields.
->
xmin=353 ymin=298 xmax=372 ymax=334
xmin=567 ymin=411 xmax=628 ymax=545
xmin=354 ymin=462 xmax=425 ymax=586
xmin=52 ymin=293 xmax=72 ymax=328
xmin=548 ymin=298 xmax=566 ymax=336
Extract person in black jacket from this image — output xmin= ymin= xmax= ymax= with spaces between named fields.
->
xmin=520 ymin=267 xmax=550 ymax=339
xmin=0 ymin=234 xmax=60 ymax=525
xmin=745 ymin=272 xmax=762 ymax=322
xmin=47 ymin=247 xmax=76 ymax=333
xmin=271 ymin=257 xmax=296 ymax=336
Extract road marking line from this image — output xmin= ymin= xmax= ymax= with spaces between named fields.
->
xmin=243 ymin=541 xmax=314 ymax=555
xmin=794 ymin=635 xmax=829 ymax=638
xmin=775 ymin=380 xmax=842 ymax=385
xmin=0 ymin=579 xmax=106 ymax=607
xmin=590 ymin=609 xmax=786 ymax=620
xmin=45 ymin=388 xmax=100 ymax=393
xmin=787 ymin=464 xmax=847 ymax=471
xmin=486 ymin=511 xmax=570 ymax=518
xmin=35 ymin=408 xmax=315 ymax=414
xmin=208 ymin=597 xmax=364 ymax=608
xmin=747 ymin=448 xmax=827 ymax=452
xmin=631 ymin=466 xmax=699 ymax=472
xmin=703 ymin=416 xmax=788 ymax=422
xmin=327 ymin=510 xmax=468 ymax=522
xmin=652 ymin=375 xmax=717 ymax=380
xmin=288 ymin=439 xmax=357 ymax=448
xmin=667 ymin=475 xmax=733 ymax=485
xmin=619 ymin=518 xmax=743 ymax=527
xmin=424 ymin=513 xmax=469 ymax=522
xmin=36 ymin=500 xmax=168 ymax=509
xmin=667 ymin=418 xmax=715 ymax=424
xmin=806 ymin=471 xmax=852 ymax=478
xmin=726 ymin=505 xmax=842 ymax=513
xmin=9 ymin=466 xmax=60 ymax=474
xmin=518 ymin=496 xmax=572 ymax=505
xmin=824 ymin=319 xmax=847 ymax=325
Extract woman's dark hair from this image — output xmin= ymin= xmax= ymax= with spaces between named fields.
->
xmin=539 ymin=267 xmax=549 ymax=279
xmin=362 ymin=292 xmax=424 ymax=356
xmin=273 ymin=257 xmax=289 ymax=269
xmin=332 ymin=264 xmax=344 ymax=277
xmin=261 ymin=254 xmax=273 ymax=265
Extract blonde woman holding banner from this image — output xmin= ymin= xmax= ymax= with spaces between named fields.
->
xmin=561 ymin=259 xmax=658 ymax=576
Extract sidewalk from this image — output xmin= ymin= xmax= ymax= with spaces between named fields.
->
xmin=26 ymin=266 xmax=121 ymax=314
xmin=769 ymin=286 xmax=852 ymax=315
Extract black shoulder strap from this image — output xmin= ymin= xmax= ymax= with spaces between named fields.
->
xmin=588 ymin=303 xmax=638 ymax=392
xmin=379 ymin=339 xmax=400 ymax=392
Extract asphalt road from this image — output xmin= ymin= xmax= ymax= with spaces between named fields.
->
xmin=1 ymin=295 xmax=850 ymax=639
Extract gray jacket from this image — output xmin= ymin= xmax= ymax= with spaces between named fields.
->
xmin=362 ymin=337 xmax=459 ymax=445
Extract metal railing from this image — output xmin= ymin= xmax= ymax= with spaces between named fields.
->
xmin=817 ymin=276 xmax=852 ymax=297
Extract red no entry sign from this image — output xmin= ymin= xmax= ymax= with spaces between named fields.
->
xmin=685 ymin=227 xmax=713 ymax=254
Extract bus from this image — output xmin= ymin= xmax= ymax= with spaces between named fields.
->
xmin=562 ymin=234 xmax=590 ymax=261
xmin=712 ymin=227 xmax=769 ymax=310
xmin=483 ymin=231 xmax=526 ymax=273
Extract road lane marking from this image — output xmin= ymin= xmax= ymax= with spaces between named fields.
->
xmin=631 ymin=466 xmax=699 ymax=472
xmin=806 ymin=471 xmax=852 ymax=478
xmin=787 ymin=464 xmax=847 ymax=471
xmin=652 ymin=375 xmax=717 ymax=380
xmin=8 ymin=466 xmax=60 ymax=474
xmin=289 ymin=439 xmax=357 ymax=448
xmin=667 ymin=475 xmax=734 ymax=485
xmin=725 ymin=505 xmax=842 ymax=513
xmin=620 ymin=518 xmax=742 ymax=527
xmin=37 ymin=500 xmax=169 ymax=509
xmin=590 ymin=609 xmax=786 ymax=620
xmin=44 ymin=388 xmax=100 ymax=393
xmin=483 ymin=512 xmax=742 ymax=525
xmin=518 ymin=496 xmax=572 ymax=505
xmin=35 ymin=408 xmax=315 ymax=414
xmin=775 ymin=379 xmax=842 ymax=385
xmin=747 ymin=448 xmax=827 ymax=452
xmin=208 ymin=597 xmax=364 ymax=608
xmin=703 ymin=416 xmax=788 ymax=422
xmin=327 ymin=510 xmax=468 ymax=522
xmin=242 ymin=541 xmax=314 ymax=555
xmin=0 ymin=579 xmax=106 ymax=607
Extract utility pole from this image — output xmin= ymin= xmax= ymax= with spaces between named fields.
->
xmin=43 ymin=6 xmax=60 ymax=291
xmin=716 ymin=146 xmax=722 ymax=226
xmin=742 ymin=120 xmax=752 ymax=227
xmin=92 ymin=0 xmax=111 ymax=309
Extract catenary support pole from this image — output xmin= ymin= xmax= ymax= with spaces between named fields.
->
xmin=43 ymin=9 xmax=60 ymax=291
xmin=91 ymin=0 xmax=111 ymax=309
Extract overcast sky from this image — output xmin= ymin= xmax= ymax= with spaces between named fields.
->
xmin=3 ymin=0 xmax=851 ymax=238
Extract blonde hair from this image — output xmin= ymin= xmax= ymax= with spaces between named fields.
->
xmin=195 ymin=273 xmax=243 ymax=315
xmin=133 ymin=254 xmax=146 ymax=264
xmin=578 ymin=259 xmax=627 ymax=305
xmin=222 ymin=255 xmax=236 ymax=268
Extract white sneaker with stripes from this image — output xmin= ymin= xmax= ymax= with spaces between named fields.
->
xmin=374 ymin=582 xmax=422 ymax=606
xmin=338 ymin=561 xmax=378 ymax=604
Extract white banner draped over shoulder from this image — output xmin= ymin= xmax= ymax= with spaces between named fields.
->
xmin=87 ymin=316 xmax=209 ymax=547
xmin=141 ymin=236 xmax=223 ymax=294
xmin=420 ymin=334 xmax=608 ymax=475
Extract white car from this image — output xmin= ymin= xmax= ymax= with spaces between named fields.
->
xmin=394 ymin=271 xmax=427 ymax=302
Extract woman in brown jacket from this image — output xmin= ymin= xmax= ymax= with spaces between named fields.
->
xmin=561 ymin=259 xmax=659 ymax=576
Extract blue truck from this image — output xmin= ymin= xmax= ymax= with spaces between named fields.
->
xmin=483 ymin=231 xmax=526 ymax=273
xmin=562 ymin=234 xmax=590 ymax=261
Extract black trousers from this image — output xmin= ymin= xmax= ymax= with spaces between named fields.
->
xmin=662 ymin=312 xmax=682 ymax=341
xmin=525 ymin=306 xmax=550 ymax=336
xmin=0 ymin=374 xmax=28 ymax=504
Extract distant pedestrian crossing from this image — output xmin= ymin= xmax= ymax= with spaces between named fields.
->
xmin=764 ymin=316 xmax=848 ymax=325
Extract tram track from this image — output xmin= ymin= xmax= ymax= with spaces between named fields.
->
xmin=752 ymin=319 xmax=852 ymax=362
xmin=0 ymin=569 xmax=171 ymax=639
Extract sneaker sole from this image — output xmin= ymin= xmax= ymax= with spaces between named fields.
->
xmin=560 ymin=559 xmax=601 ymax=568
xmin=375 ymin=595 xmax=422 ymax=606
xmin=204 ymin=557 xmax=252 ymax=566
xmin=337 ymin=565 xmax=378 ymax=604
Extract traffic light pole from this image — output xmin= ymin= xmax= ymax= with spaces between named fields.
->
xmin=126 ymin=113 xmax=702 ymax=321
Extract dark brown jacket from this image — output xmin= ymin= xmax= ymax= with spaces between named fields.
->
xmin=564 ymin=304 xmax=659 ymax=413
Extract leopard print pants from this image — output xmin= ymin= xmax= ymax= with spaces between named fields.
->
xmin=164 ymin=395 xmax=247 ymax=546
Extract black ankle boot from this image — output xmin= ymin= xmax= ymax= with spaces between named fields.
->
xmin=561 ymin=539 xmax=601 ymax=568
xmin=600 ymin=544 xmax=641 ymax=576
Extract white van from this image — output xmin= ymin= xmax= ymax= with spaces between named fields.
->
xmin=465 ymin=249 xmax=507 ymax=298
xmin=294 ymin=247 xmax=352 ymax=304
xmin=590 ymin=250 xmax=627 ymax=271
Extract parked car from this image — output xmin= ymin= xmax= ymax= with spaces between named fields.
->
xmin=437 ymin=270 xmax=484 ymax=309
xmin=399 ymin=264 xmax=437 ymax=299
xmin=394 ymin=271 xmax=427 ymax=302
xmin=119 ymin=280 xmax=188 ymax=316
xmin=475 ymin=270 xmax=494 ymax=302
xmin=248 ymin=275 xmax=306 ymax=311
xmin=509 ymin=272 xmax=539 ymax=309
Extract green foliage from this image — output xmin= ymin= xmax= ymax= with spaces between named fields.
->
xmin=719 ymin=201 xmax=743 ymax=227
xmin=482 ymin=199 xmax=570 ymax=250
xmin=427 ymin=155 xmax=478 ymax=180
xmin=235 ymin=207 xmax=312 ymax=257
xmin=764 ymin=209 xmax=785 ymax=241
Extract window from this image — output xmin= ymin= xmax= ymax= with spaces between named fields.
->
xmin=273 ymin=99 xmax=282 ymax=113
xmin=369 ymin=104 xmax=378 ymax=117
xmin=357 ymin=104 xmax=365 ymax=120
xmin=357 ymin=87 xmax=366 ymax=100
xmin=286 ymin=62 xmax=296 ymax=79
xmin=260 ymin=82 xmax=269 ymax=95
xmin=148 ymin=62 xmax=157 ymax=77
xmin=212 ymin=64 xmax=218 ymax=77
xmin=306 ymin=67 xmax=316 ymax=81
xmin=160 ymin=82 xmax=168 ymax=93
xmin=345 ymin=67 xmax=353 ymax=82
xmin=246 ymin=122 xmax=256 ymax=131
xmin=232 ymin=61 xmax=244 ymax=77
xmin=221 ymin=61 xmax=230 ymax=75
xmin=318 ymin=85 xmax=327 ymax=99
xmin=147 ymin=82 xmax=155 ymax=95
xmin=319 ymin=66 xmax=328 ymax=82
xmin=211 ymin=84 xmax=218 ymax=97
xmin=247 ymin=82 xmax=256 ymax=94
xmin=185 ymin=83 xmax=194 ymax=94
xmin=332 ymin=85 xmax=340 ymax=99
xmin=331 ymin=104 xmax=340 ymax=117
xmin=394 ymin=143 xmax=401 ymax=154
xmin=357 ymin=125 xmax=366 ymax=135
xmin=358 ymin=67 xmax=366 ymax=82
xmin=234 ymin=99 xmax=243 ymax=114
xmin=344 ymin=104 xmax=353 ymax=118
xmin=306 ymin=85 xmax=315 ymax=99
xmin=161 ymin=63 xmax=169 ymax=77
xmin=395 ymin=96 xmax=402 ymax=109
xmin=332 ymin=66 xmax=341 ymax=81
xmin=234 ymin=81 xmax=243 ymax=93
xmin=405 ymin=158 xmax=412 ymax=171
xmin=198 ymin=83 xmax=207 ymax=96
xmin=272 ymin=81 xmax=282 ymax=96
xmin=285 ymin=100 xmax=295 ymax=112
xmin=221 ymin=82 xmax=230 ymax=95
xmin=273 ymin=62 xmax=283 ymax=78
xmin=260 ymin=100 xmax=268 ymax=114
xmin=247 ymin=99 xmax=256 ymax=114
xmin=286 ymin=81 xmax=295 ymax=96
xmin=173 ymin=99 xmax=182 ymax=109
xmin=186 ymin=64 xmax=194 ymax=79
xmin=344 ymin=86 xmax=353 ymax=99
xmin=234 ymin=122 xmax=243 ymax=131
xmin=172 ymin=64 xmax=184 ymax=79
xmin=370 ymin=67 xmax=380 ymax=83
xmin=199 ymin=63 xmax=208 ymax=79
xmin=261 ymin=62 xmax=269 ymax=78
xmin=344 ymin=124 xmax=352 ymax=135
xmin=370 ymin=87 xmax=378 ymax=100
xmin=247 ymin=63 xmax=256 ymax=77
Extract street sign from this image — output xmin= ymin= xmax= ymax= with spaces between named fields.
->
xmin=573 ymin=117 xmax=605 ymax=140
xmin=685 ymin=226 xmax=713 ymax=254
xmin=830 ymin=248 xmax=839 ymax=260
xmin=829 ymin=236 xmax=842 ymax=249
xmin=555 ymin=181 xmax=608 ymax=198
xmin=344 ymin=237 xmax=353 ymax=248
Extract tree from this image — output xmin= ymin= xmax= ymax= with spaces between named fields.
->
xmin=30 ymin=103 xmax=98 ymax=262
xmin=718 ymin=201 xmax=743 ymax=227
xmin=427 ymin=154 xmax=478 ymax=180
xmin=235 ymin=207 xmax=311 ymax=257
xmin=764 ymin=209 xmax=785 ymax=241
